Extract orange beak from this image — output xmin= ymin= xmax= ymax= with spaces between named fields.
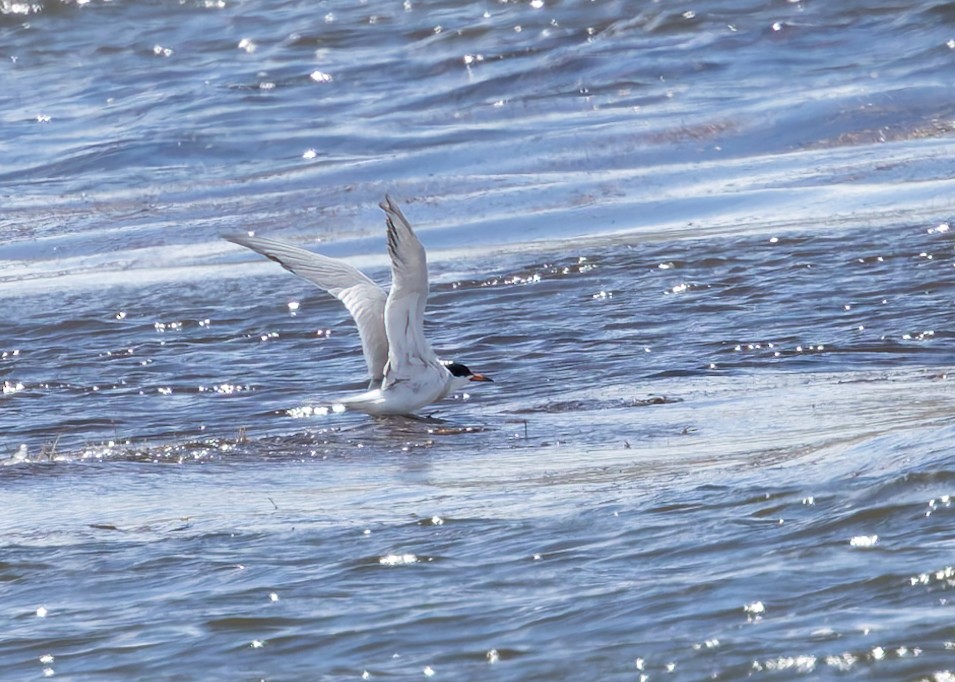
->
xmin=469 ymin=373 xmax=493 ymax=382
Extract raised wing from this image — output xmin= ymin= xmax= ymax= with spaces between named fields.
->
xmin=223 ymin=233 xmax=388 ymax=383
xmin=379 ymin=196 xmax=438 ymax=382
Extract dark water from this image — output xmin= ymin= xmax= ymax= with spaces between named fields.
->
xmin=3 ymin=0 xmax=955 ymax=679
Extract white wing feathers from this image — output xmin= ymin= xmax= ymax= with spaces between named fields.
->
xmin=379 ymin=196 xmax=438 ymax=384
xmin=223 ymin=233 xmax=389 ymax=383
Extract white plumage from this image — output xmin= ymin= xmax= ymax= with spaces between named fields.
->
xmin=224 ymin=195 xmax=492 ymax=416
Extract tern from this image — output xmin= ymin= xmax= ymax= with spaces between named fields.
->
xmin=224 ymin=195 xmax=492 ymax=416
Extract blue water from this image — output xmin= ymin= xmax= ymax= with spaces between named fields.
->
xmin=2 ymin=0 xmax=955 ymax=679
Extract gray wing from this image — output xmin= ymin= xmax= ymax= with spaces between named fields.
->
xmin=223 ymin=233 xmax=388 ymax=383
xmin=379 ymin=196 xmax=438 ymax=382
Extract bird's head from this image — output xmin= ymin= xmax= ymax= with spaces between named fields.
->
xmin=444 ymin=361 xmax=493 ymax=391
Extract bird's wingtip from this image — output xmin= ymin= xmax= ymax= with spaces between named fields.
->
xmin=222 ymin=232 xmax=260 ymax=247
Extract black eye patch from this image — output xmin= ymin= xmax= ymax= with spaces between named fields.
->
xmin=445 ymin=362 xmax=472 ymax=377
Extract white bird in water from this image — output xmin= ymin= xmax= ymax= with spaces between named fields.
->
xmin=224 ymin=196 xmax=492 ymax=416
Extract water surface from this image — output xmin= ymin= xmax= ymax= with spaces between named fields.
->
xmin=2 ymin=0 xmax=955 ymax=679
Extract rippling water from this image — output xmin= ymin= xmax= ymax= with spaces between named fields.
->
xmin=3 ymin=0 xmax=955 ymax=679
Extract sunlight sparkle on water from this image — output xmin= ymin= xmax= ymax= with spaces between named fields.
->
xmin=286 ymin=405 xmax=330 ymax=418
xmin=2 ymin=2 xmax=39 ymax=15
xmin=909 ymin=565 xmax=955 ymax=587
xmin=692 ymin=638 xmax=720 ymax=650
xmin=744 ymin=601 xmax=764 ymax=622
xmin=849 ymin=535 xmax=878 ymax=548
xmin=380 ymin=554 xmax=419 ymax=566
xmin=926 ymin=495 xmax=952 ymax=516
xmin=752 ymin=655 xmax=816 ymax=673
xmin=3 ymin=381 xmax=25 ymax=395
